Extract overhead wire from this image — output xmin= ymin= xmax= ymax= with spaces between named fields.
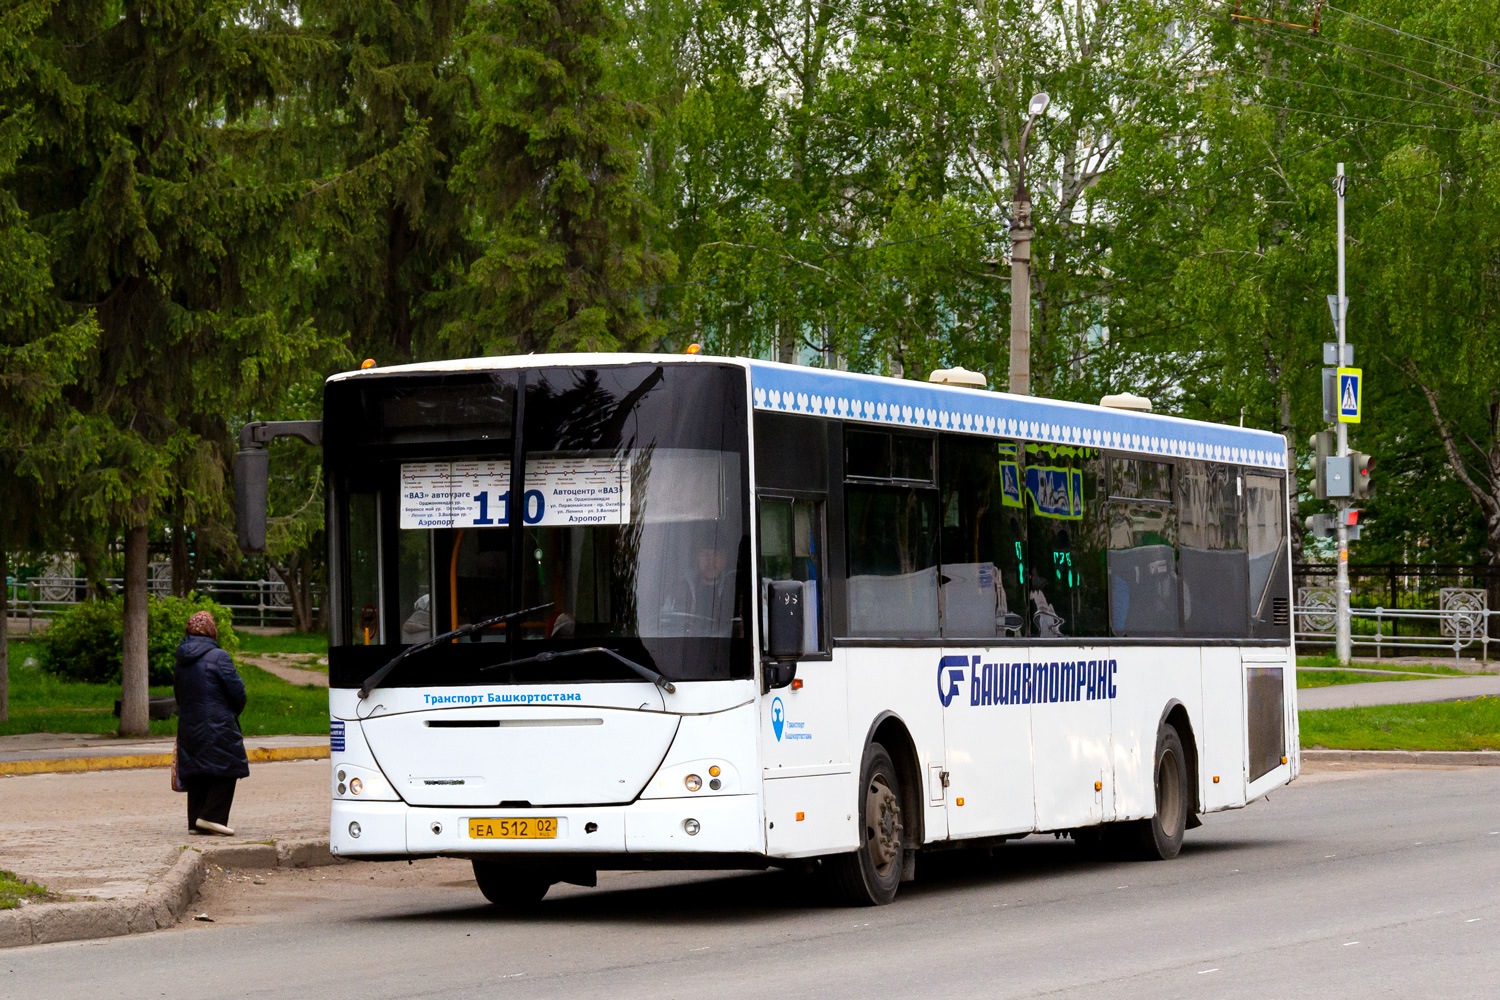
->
xmin=1321 ymin=3 xmax=1500 ymax=73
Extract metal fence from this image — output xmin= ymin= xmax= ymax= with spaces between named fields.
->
xmin=4 ymin=575 xmax=318 ymax=630
xmin=1294 ymin=603 xmax=1494 ymax=664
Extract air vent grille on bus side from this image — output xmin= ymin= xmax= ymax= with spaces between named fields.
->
xmin=1272 ymin=597 xmax=1290 ymax=626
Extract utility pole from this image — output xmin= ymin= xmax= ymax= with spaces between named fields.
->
xmin=1008 ymin=92 xmax=1049 ymax=396
xmin=1334 ymin=162 xmax=1352 ymax=666
xmin=1008 ymin=188 xmax=1032 ymax=396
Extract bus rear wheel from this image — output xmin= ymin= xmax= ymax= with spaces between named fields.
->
xmin=826 ymin=742 xmax=905 ymax=906
xmin=473 ymin=860 xmax=552 ymax=910
xmin=1123 ymin=724 xmax=1188 ymax=861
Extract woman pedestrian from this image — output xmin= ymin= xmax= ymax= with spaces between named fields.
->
xmin=174 ymin=611 xmax=249 ymax=836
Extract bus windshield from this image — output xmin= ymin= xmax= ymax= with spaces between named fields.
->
xmin=327 ymin=363 xmax=752 ymax=688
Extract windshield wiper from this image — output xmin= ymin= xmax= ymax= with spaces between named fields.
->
xmin=481 ymin=646 xmax=676 ymax=694
xmin=357 ymin=602 xmax=554 ymax=699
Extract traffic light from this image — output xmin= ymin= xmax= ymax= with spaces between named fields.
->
xmin=1305 ymin=513 xmax=1334 ymax=538
xmin=1350 ymin=450 xmax=1375 ymax=499
xmin=1309 ymin=431 xmax=1334 ymax=500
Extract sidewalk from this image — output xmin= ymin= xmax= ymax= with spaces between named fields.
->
xmin=0 ymin=759 xmax=333 ymax=946
xmin=1299 ymin=674 xmax=1500 ymax=710
xmin=1 ymin=759 xmax=329 ymax=898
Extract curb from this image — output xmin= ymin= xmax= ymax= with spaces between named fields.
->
xmin=1302 ymin=749 xmax=1500 ymax=766
xmin=0 ymin=745 xmax=329 ymax=777
xmin=0 ymin=837 xmax=340 ymax=949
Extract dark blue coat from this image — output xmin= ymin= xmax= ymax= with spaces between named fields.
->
xmin=174 ymin=635 xmax=250 ymax=779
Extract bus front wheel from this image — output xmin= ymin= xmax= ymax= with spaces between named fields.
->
xmin=825 ymin=742 xmax=905 ymax=906
xmin=473 ymin=860 xmax=552 ymax=910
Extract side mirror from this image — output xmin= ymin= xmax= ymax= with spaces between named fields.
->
xmin=234 ymin=446 xmax=269 ymax=554
xmin=765 ymin=580 xmax=805 ymax=659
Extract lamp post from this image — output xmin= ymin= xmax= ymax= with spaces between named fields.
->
xmin=1009 ymin=91 xmax=1049 ymax=397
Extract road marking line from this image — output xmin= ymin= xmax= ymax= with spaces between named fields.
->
xmin=1198 ymin=969 xmax=1219 ymax=975
xmin=1467 ymin=918 xmax=1482 ymax=923
xmin=1343 ymin=941 xmax=1360 ymax=946
xmin=690 ymin=946 xmax=711 ymax=951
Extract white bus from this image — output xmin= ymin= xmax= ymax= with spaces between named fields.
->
xmin=311 ymin=354 xmax=1297 ymax=906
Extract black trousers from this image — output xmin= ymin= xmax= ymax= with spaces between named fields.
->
xmin=185 ymin=776 xmax=238 ymax=830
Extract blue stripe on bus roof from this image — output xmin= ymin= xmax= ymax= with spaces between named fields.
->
xmin=747 ymin=360 xmax=1287 ymax=470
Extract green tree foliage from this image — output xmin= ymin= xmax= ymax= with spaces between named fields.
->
xmin=40 ymin=594 xmax=239 ymax=686
xmin=445 ymin=0 xmax=677 ymax=355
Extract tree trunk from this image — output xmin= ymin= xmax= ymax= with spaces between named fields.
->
xmin=120 ymin=523 xmax=151 ymax=737
xmin=1 ymin=543 xmax=10 ymax=723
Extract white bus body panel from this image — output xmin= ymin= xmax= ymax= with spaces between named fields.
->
xmin=1032 ymin=644 xmax=1115 ymax=831
xmin=1200 ymin=647 xmax=1248 ymax=809
xmin=1111 ymin=647 xmax=1203 ymax=821
xmin=759 ymin=656 xmax=858 ymax=857
xmin=940 ymin=649 xmax=1036 ymax=838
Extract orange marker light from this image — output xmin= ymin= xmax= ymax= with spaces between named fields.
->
xmin=708 ymin=766 xmax=720 ymax=777
xmin=795 ymin=811 xmax=805 ymax=822
xmin=1213 ymin=775 xmax=1221 ymax=783
xmin=956 ymin=797 xmax=965 ymax=806
xmin=1282 ymin=756 xmax=1289 ymax=764
xmin=791 ymin=678 xmax=804 ymax=690
xmin=685 ymin=343 xmax=702 ymax=354
xmin=361 ymin=358 xmax=376 ymax=369
xmin=1094 ymin=781 xmax=1102 ymax=792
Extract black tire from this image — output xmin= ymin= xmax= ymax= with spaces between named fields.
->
xmin=825 ymin=742 xmax=905 ymax=906
xmin=473 ymin=860 xmax=552 ymax=910
xmin=1121 ymin=724 xmax=1188 ymax=861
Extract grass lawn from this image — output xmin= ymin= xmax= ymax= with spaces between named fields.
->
xmin=1295 ymin=654 xmax=1468 ymax=675
xmin=1 ymin=640 xmax=328 ymax=738
xmin=237 ymin=632 xmax=328 ymax=656
xmin=0 ymin=871 xmax=48 ymax=910
xmin=1300 ymin=697 xmax=1500 ymax=751
xmin=1297 ymin=670 xmax=1435 ymax=689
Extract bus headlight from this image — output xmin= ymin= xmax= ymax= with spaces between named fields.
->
xmin=350 ymin=778 xmax=363 ymax=795
xmin=348 ymin=821 xmax=361 ymax=839
xmin=684 ymin=774 xmax=703 ymax=792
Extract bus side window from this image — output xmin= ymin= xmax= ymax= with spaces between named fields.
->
xmin=1023 ymin=444 xmax=1108 ymax=638
xmin=1178 ymin=461 xmax=1249 ymax=637
xmin=1244 ymin=473 xmax=1290 ymax=634
xmin=758 ymin=497 xmax=826 ymax=654
xmin=1107 ymin=458 xmax=1181 ymax=638
xmin=938 ymin=436 xmax=1026 ymax=639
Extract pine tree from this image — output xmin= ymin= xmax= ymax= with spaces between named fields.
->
xmin=446 ymin=0 xmax=677 ymax=355
xmin=4 ymin=0 xmax=321 ymax=735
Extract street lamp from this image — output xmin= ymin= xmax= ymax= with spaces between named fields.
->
xmin=1009 ymin=91 xmax=1049 ymax=396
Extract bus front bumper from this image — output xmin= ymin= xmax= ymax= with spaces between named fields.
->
xmin=330 ymin=794 xmax=764 ymax=859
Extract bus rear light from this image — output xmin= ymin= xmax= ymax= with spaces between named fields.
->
xmin=685 ymin=774 xmax=703 ymax=792
xmin=683 ymin=819 xmax=700 ymax=835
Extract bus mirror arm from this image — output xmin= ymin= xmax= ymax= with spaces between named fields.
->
xmin=234 ymin=420 xmax=324 ymax=555
xmin=762 ymin=660 xmax=797 ymax=694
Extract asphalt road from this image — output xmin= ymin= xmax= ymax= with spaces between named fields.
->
xmin=4 ymin=764 xmax=1499 ymax=1000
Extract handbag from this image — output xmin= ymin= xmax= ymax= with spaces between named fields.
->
xmin=171 ymin=742 xmax=185 ymax=793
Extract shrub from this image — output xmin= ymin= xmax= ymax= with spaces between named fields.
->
xmin=41 ymin=595 xmax=240 ymax=686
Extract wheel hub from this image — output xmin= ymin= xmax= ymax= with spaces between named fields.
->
xmin=865 ymin=772 xmax=903 ymax=873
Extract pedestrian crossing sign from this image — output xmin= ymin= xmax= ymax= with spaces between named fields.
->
xmin=1337 ymin=367 xmax=1362 ymax=424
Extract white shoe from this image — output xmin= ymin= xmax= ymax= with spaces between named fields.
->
xmin=195 ymin=819 xmax=235 ymax=836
